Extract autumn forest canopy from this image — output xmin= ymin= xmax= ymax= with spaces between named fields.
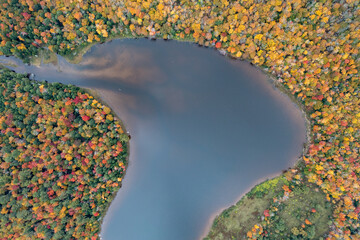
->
xmin=0 ymin=0 xmax=359 ymax=239
xmin=0 ymin=68 xmax=129 ymax=239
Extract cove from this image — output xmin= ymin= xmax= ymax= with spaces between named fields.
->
xmin=0 ymin=39 xmax=306 ymax=240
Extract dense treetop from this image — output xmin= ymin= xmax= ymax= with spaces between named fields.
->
xmin=0 ymin=0 xmax=359 ymax=239
xmin=0 ymin=68 xmax=128 ymax=239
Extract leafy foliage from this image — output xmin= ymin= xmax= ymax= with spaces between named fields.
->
xmin=0 ymin=68 xmax=128 ymax=239
xmin=246 ymin=170 xmax=334 ymax=240
xmin=206 ymin=174 xmax=333 ymax=240
xmin=0 ymin=0 xmax=359 ymax=239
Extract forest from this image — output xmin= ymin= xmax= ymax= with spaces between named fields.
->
xmin=0 ymin=68 xmax=129 ymax=239
xmin=0 ymin=0 xmax=359 ymax=239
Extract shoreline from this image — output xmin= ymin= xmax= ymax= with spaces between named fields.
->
xmin=82 ymin=87 xmax=131 ymax=240
xmin=199 ymin=171 xmax=285 ymax=239
xmin=74 ymin=37 xmax=312 ymax=240
xmin=198 ymin=60 xmax=313 ymax=239
xmin=3 ymin=36 xmax=313 ymax=240
xmin=59 ymin=36 xmax=313 ymax=155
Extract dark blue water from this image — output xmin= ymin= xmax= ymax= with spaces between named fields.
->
xmin=0 ymin=39 xmax=306 ymax=240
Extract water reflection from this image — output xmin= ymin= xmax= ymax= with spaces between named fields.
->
xmin=0 ymin=39 xmax=306 ymax=240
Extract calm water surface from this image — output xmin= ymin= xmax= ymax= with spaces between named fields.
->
xmin=0 ymin=39 xmax=306 ymax=240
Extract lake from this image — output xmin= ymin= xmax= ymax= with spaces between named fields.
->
xmin=0 ymin=39 xmax=306 ymax=240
